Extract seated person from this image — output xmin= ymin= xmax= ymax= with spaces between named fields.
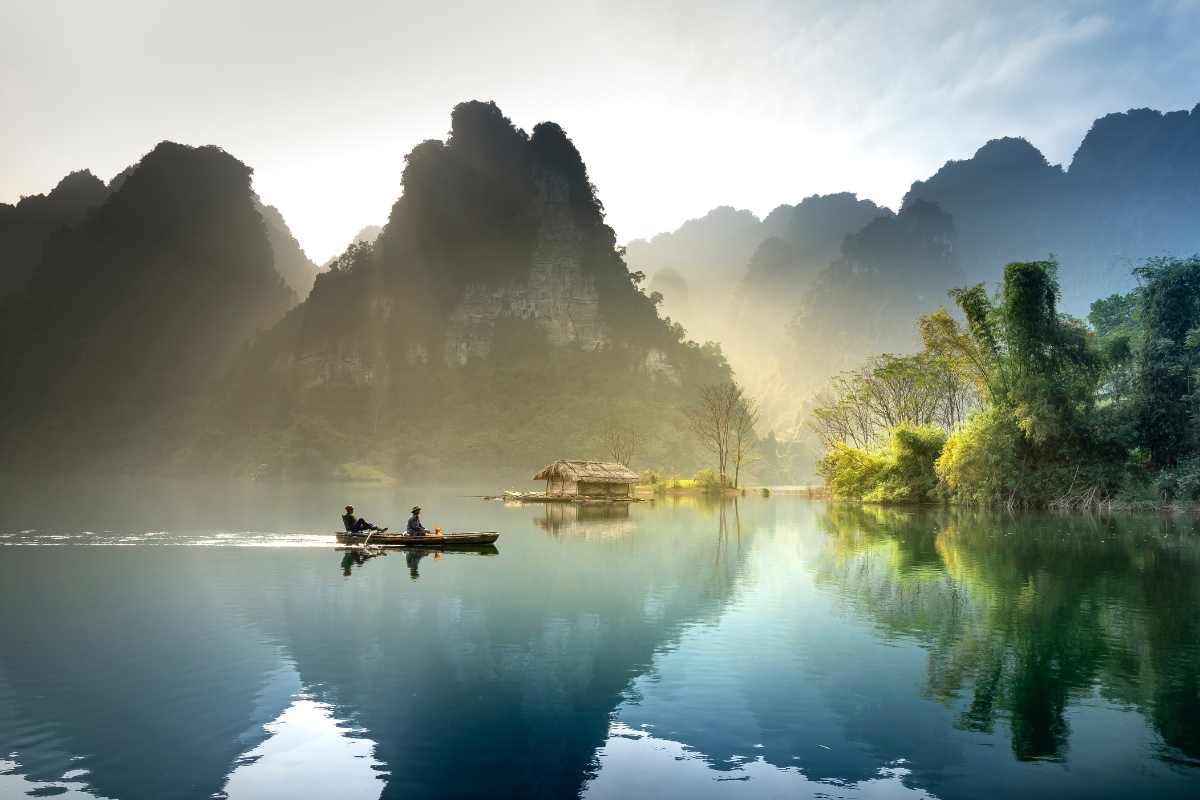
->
xmin=407 ymin=506 xmax=427 ymax=537
xmin=342 ymin=505 xmax=387 ymax=534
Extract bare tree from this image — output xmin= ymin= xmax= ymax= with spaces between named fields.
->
xmin=731 ymin=393 xmax=760 ymax=489
xmin=808 ymin=352 xmax=977 ymax=449
xmin=685 ymin=381 xmax=756 ymax=488
xmin=599 ymin=418 xmax=643 ymax=466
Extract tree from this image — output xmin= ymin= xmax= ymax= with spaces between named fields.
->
xmin=1088 ymin=292 xmax=1138 ymax=405
xmin=921 ymin=261 xmax=1100 ymax=445
xmin=929 ymin=261 xmax=1106 ymax=505
xmin=731 ymin=392 xmax=760 ymax=489
xmin=685 ymin=381 xmax=754 ymax=487
xmin=809 ymin=352 xmax=975 ymax=450
xmin=599 ymin=418 xmax=643 ymax=466
xmin=1133 ymin=257 xmax=1200 ymax=467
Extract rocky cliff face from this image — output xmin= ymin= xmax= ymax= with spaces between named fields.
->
xmin=444 ymin=170 xmax=607 ymax=364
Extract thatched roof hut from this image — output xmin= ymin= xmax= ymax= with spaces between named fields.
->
xmin=533 ymin=460 xmax=639 ymax=498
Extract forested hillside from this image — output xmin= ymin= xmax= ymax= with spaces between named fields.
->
xmin=0 ymin=142 xmax=297 ymax=471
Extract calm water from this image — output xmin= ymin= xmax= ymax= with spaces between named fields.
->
xmin=1 ymin=482 xmax=1198 ymax=799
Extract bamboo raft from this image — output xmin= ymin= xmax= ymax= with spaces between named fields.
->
xmin=335 ymin=531 xmax=499 ymax=548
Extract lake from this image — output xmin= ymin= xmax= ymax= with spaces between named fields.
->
xmin=1 ymin=481 xmax=1198 ymax=799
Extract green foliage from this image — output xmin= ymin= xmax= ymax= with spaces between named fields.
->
xmin=692 ymin=468 xmax=723 ymax=494
xmin=818 ymin=423 xmax=946 ymax=504
xmin=1133 ymin=256 xmax=1200 ymax=467
xmin=935 ymin=407 xmax=1023 ymax=505
xmin=1150 ymin=456 xmax=1200 ymax=503
xmin=884 ymin=424 xmax=949 ymax=501
xmin=810 ymin=351 xmax=975 ymax=450
xmin=919 ymin=260 xmax=1108 ymax=504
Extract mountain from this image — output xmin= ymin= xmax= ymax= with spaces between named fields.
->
xmin=351 ymin=224 xmax=382 ymax=245
xmin=0 ymin=170 xmax=109 ymax=300
xmin=321 ymin=224 xmax=383 ymax=268
xmin=0 ymin=142 xmax=296 ymax=471
xmin=626 ymin=102 xmax=1200 ymax=444
xmin=741 ymin=192 xmax=890 ymax=311
xmin=904 ymin=105 xmax=1200 ymax=312
xmin=109 ymin=164 xmax=318 ymax=298
xmin=625 ymin=206 xmax=763 ymax=286
xmin=792 ymin=199 xmax=960 ymax=376
xmin=255 ymin=200 xmax=320 ymax=297
xmin=207 ymin=101 xmax=730 ymax=480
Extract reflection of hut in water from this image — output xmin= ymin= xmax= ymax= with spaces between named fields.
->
xmin=532 ymin=460 xmax=639 ymax=499
xmin=535 ymin=502 xmax=635 ymax=538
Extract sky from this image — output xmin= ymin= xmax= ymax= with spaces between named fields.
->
xmin=3 ymin=0 xmax=1200 ymax=264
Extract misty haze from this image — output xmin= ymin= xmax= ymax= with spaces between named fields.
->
xmin=3 ymin=2 xmax=1200 ymax=799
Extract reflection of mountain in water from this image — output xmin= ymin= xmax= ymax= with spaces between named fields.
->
xmin=813 ymin=506 xmax=1200 ymax=766
xmin=0 ymin=549 xmax=293 ymax=800
xmin=0 ymin=501 xmax=755 ymax=799
xmin=229 ymin=508 xmax=755 ymax=798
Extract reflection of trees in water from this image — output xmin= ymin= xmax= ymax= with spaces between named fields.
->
xmin=815 ymin=506 xmax=1200 ymax=764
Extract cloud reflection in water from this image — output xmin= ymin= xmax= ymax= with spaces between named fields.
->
xmin=219 ymin=698 xmax=385 ymax=800
xmin=583 ymin=723 xmax=936 ymax=800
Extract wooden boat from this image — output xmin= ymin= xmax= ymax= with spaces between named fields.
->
xmin=335 ymin=530 xmax=499 ymax=548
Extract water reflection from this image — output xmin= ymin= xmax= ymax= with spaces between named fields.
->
xmin=338 ymin=546 xmax=498 ymax=579
xmin=813 ymin=506 xmax=1200 ymax=766
xmin=0 ymin=759 xmax=111 ymax=799
xmin=340 ymin=548 xmax=384 ymax=577
xmin=535 ymin=502 xmax=634 ymax=537
xmin=220 ymin=697 xmax=384 ymax=800
xmin=583 ymin=723 xmax=935 ymax=800
xmin=0 ymin=485 xmax=1197 ymax=799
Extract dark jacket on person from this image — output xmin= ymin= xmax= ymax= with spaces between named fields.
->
xmin=407 ymin=514 xmax=426 ymax=536
xmin=342 ymin=513 xmax=357 ymax=532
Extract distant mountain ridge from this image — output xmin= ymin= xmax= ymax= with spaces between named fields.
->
xmin=255 ymin=200 xmax=320 ymax=296
xmin=903 ymin=104 xmax=1200 ymax=310
xmin=627 ymin=102 xmax=1200 ymax=437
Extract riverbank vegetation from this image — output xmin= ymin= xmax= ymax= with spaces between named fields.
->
xmin=815 ymin=257 xmax=1200 ymax=508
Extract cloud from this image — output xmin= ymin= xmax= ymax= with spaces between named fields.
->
xmin=3 ymin=0 xmax=1200 ymax=258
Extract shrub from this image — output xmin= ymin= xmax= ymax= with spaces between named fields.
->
xmin=819 ymin=442 xmax=891 ymax=500
xmin=1151 ymin=457 xmax=1200 ymax=503
xmin=819 ymin=424 xmax=947 ymax=503
xmin=693 ymin=468 xmax=723 ymax=494
xmin=936 ymin=407 xmax=1023 ymax=505
xmin=873 ymin=424 xmax=948 ymax=502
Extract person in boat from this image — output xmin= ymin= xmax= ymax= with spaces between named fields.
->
xmin=406 ymin=506 xmax=427 ymax=537
xmin=343 ymin=505 xmax=387 ymax=534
